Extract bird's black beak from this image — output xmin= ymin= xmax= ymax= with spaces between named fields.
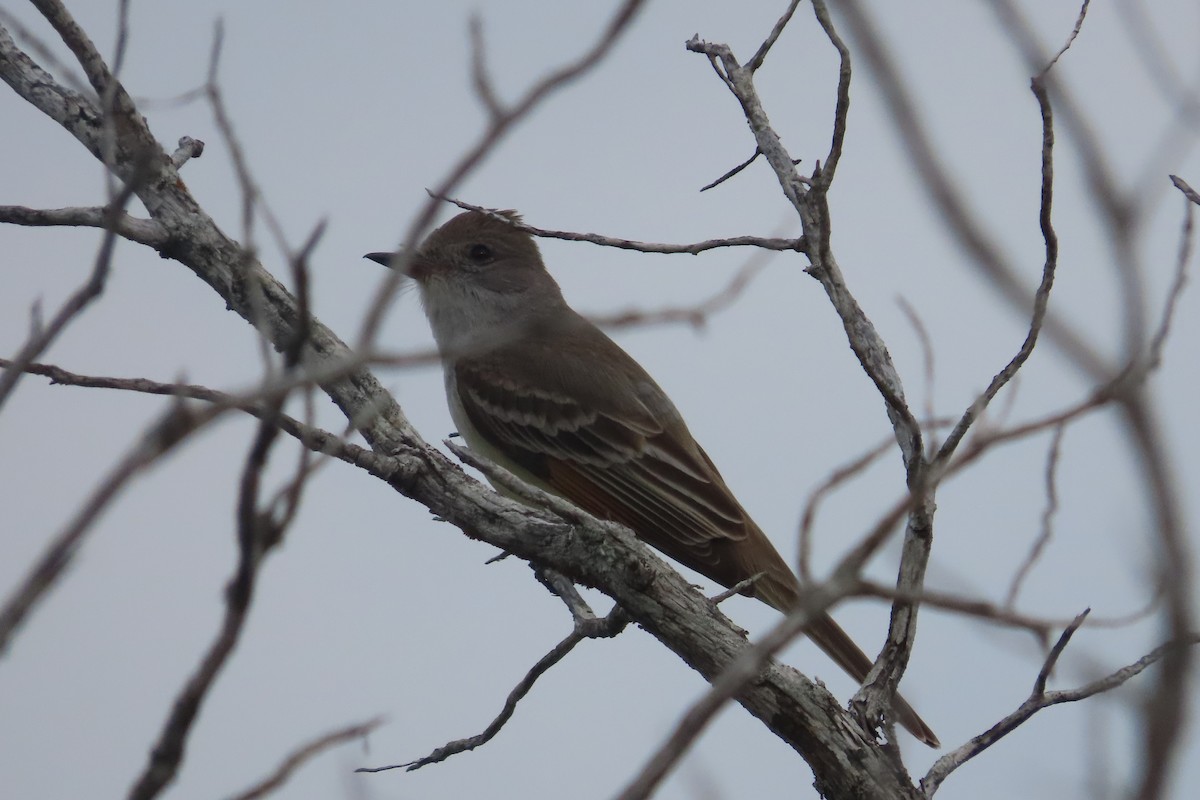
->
xmin=364 ymin=251 xmax=399 ymax=268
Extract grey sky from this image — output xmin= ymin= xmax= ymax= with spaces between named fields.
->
xmin=2 ymin=2 xmax=1198 ymax=799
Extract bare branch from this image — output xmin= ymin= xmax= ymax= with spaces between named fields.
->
xmin=709 ymin=573 xmax=766 ymax=607
xmin=838 ymin=0 xmax=1108 ymax=379
xmin=922 ymin=617 xmax=1200 ymax=797
xmin=226 ymin=718 xmax=383 ymax=800
xmin=361 ymin=605 xmax=625 ymax=773
xmin=690 ymin=6 xmax=932 ymax=743
xmin=443 ymin=197 xmax=806 ymax=254
xmin=1042 ymin=0 xmax=1091 ymax=74
xmin=30 ymin=0 xmax=123 ymax=103
xmin=1169 ymin=174 xmax=1200 ymax=206
xmin=797 ymin=435 xmax=894 ymax=582
xmin=588 ymin=249 xmax=772 ymax=332
xmin=0 ymin=204 xmax=166 ymax=246
xmin=811 ymin=0 xmax=853 ymax=179
xmin=933 ymin=64 xmax=1061 ymax=467
xmin=896 ymin=298 xmax=938 ymax=447
xmin=0 ymin=358 xmax=409 ymax=482
xmin=699 ymin=147 xmax=762 ymax=192
xmin=746 ymin=0 xmax=802 ymax=72
xmin=1035 ymin=609 xmax=1089 ymax=695
xmin=0 ymin=7 xmax=89 ymax=94
xmin=618 ymin=489 xmax=924 ymax=800
xmin=468 ymin=15 xmax=503 ymax=120
xmin=686 ymin=31 xmax=922 ymax=468
xmin=129 ymin=341 xmax=305 ymax=799
xmin=0 ymin=166 xmax=147 ymax=410
xmin=535 ymin=568 xmax=604 ymax=624
xmin=1005 ymin=424 xmax=1066 ymax=609
xmin=854 ymin=581 xmax=1053 ymax=643
xmin=0 ymin=397 xmax=206 ymax=657
xmin=170 ymin=136 xmax=205 ymax=169
xmin=615 ymin=577 xmax=856 ymax=800
xmin=1148 ymin=181 xmax=1195 ymax=368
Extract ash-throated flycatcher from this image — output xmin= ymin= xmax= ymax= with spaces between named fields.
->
xmin=366 ymin=209 xmax=938 ymax=747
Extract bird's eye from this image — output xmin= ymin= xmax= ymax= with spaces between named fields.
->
xmin=467 ymin=243 xmax=492 ymax=263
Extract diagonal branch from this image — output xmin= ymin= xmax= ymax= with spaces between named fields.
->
xmin=921 ymin=613 xmax=1200 ymax=797
xmin=361 ymin=605 xmax=626 ymax=774
xmin=226 ymin=718 xmax=383 ymax=800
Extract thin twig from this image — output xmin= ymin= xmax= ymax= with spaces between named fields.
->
xmin=0 ymin=399 xmax=203 ymax=657
xmin=589 ymin=249 xmax=773 ymax=332
xmin=921 ymin=613 xmax=1200 ymax=797
xmin=1169 ymin=174 xmax=1200 ymax=206
xmin=746 ymin=0 xmax=802 ymax=71
xmin=443 ymin=197 xmax=806 ymax=254
xmin=0 ymin=162 xmax=148 ymax=410
xmin=226 ymin=718 xmax=383 ymax=800
xmin=1149 ymin=178 xmax=1195 ymax=368
xmin=0 ymin=204 xmax=166 ymax=245
xmin=709 ymin=573 xmax=766 ymax=606
xmin=1005 ymin=424 xmax=1066 ymax=609
xmin=896 ymin=298 xmax=938 ymax=451
xmin=797 ymin=436 xmax=895 ymax=582
xmin=699 ymin=147 xmax=762 ymax=192
xmin=933 ymin=69 xmax=1061 ymax=467
xmin=360 ymin=605 xmax=626 ymax=773
xmin=0 ymin=358 xmax=407 ymax=483
xmin=811 ymin=0 xmax=853 ymax=180
xmin=468 ymin=15 xmax=502 ymax=120
xmin=128 ymin=343 xmax=304 ymax=800
xmin=839 ymin=0 xmax=1107 ymax=379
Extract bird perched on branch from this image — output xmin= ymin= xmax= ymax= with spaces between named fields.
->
xmin=366 ymin=209 xmax=938 ymax=747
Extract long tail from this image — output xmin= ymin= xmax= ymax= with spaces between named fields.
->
xmin=755 ymin=563 xmax=940 ymax=748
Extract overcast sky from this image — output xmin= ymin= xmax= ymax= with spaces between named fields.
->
xmin=3 ymin=2 xmax=1199 ymax=799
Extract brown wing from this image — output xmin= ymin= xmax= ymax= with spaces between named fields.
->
xmin=454 ymin=345 xmax=753 ymax=571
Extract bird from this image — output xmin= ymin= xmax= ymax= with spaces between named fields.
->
xmin=366 ymin=208 xmax=938 ymax=747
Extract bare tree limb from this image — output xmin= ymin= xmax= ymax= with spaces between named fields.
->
xmin=746 ymin=0 xmax=802 ymax=72
xmin=921 ymin=614 xmax=1200 ymax=797
xmin=443 ymin=197 xmax=806 ymax=254
xmin=699 ymin=147 xmax=763 ymax=191
xmin=0 ymin=358 xmax=405 ymax=483
xmin=129 ymin=303 xmax=312 ymax=799
xmin=932 ymin=58 xmax=1060 ymax=468
xmin=226 ymin=718 xmax=383 ymax=800
xmin=618 ymin=486 xmax=926 ymax=800
xmin=1005 ymin=424 xmax=1066 ymax=609
xmin=0 ymin=163 xmax=148 ymax=411
xmin=0 ymin=204 xmax=166 ymax=245
xmin=363 ymin=604 xmax=626 ymax=773
xmin=1169 ymin=174 xmax=1200 ymax=206
xmin=589 ymin=247 xmax=774 ymax=332
xmin=686 ymin=2 xmax=936 ymax=752
xmin=0 ymin=396 xmax=208 ymax=658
